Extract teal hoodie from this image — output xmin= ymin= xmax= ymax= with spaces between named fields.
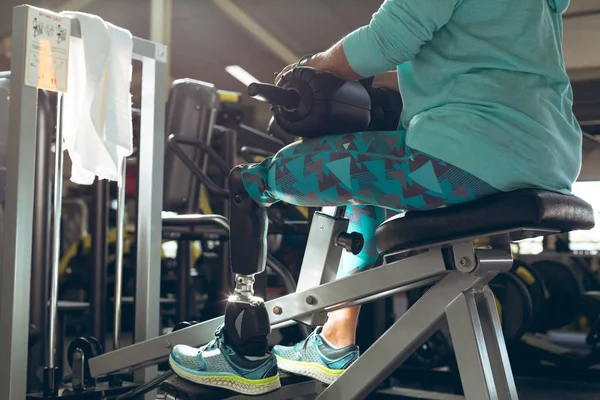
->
xmin=343 ymin=0 xmax=580 ymax=193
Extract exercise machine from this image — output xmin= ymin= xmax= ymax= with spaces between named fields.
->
xmin=1 ymin=5 xmax=169 ymax=399
xmin=88 ymin=69 xmax=595 ymax=400
xmin=97 ymin=189 xmax=596 ymax=400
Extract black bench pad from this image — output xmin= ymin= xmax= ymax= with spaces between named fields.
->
xmin=375 ymin=189 xmax=595 ymax=254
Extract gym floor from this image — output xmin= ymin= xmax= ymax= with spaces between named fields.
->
xmin=378 ymin=379 xmax=600 ymax=400
xmin=60 ymin=332 xmax=600 ymax=400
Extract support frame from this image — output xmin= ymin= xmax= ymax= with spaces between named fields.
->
xmin=0 ymin=6 xmax=167 ymax=399
xmin=91 ymin=244 xmax=451 ymax=377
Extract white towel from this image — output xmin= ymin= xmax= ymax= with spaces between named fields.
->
xmin=60 ymin=11 xmax=133 ymax=185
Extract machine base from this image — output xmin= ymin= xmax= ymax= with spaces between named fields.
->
xmin=160 ymin=373 xmax=325 ymax=400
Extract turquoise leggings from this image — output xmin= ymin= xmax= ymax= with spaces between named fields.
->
xmin=242 ymin=131 xmax=499 ymax=277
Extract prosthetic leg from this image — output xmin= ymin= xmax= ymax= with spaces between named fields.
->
xmin=223 ymin=165 xmax=271 ymax=356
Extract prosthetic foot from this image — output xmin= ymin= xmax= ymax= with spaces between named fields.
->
xmin=170 ymin=165 xmax=281 ymax=395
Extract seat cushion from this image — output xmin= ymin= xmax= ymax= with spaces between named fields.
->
xmin=375 ymin=189 xmax=595 ymax=254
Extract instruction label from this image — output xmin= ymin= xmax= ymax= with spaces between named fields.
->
xmin=155 ymin=44 xmax=167 ymax=63
xmin=24 ymin=7 xmax=70 ymax=93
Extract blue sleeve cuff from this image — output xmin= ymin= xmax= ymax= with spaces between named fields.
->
xmin=343 ymin=26 xmax=398 ymax=78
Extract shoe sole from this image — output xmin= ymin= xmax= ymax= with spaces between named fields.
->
xmin=170 ymin=357 xmax=282 ymax=396
xmin=275 ymin=355 xmax=345 ymax=385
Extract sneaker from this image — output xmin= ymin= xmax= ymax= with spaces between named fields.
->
xmin=169 ymin=325 xmax=281 ymax=396
xmin=272 ymin=327 xmax=359 ymax=385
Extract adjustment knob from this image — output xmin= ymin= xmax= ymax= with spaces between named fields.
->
xmin=335 ymin=232 xmax=364 ymax=255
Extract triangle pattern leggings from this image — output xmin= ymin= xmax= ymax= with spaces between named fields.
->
xmin=241 ymin=130 xmax=500 ymax=278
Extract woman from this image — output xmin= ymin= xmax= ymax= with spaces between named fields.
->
xmin=170 ymin=0 xmax=581 ymax=395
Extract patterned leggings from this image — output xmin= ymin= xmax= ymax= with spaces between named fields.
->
xmin=242 ymin=130 xmax=500 ymax=278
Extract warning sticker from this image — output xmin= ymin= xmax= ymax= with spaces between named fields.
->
xmin=24 ymin=7 xmax=70 ymax=93
xmin=155 ymin=44 xmax=167 ymax=63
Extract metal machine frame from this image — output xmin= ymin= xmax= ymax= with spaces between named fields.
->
xmin=90 ymin=205 xmax=548 ymax=399
xmin=1 ymin=5 xmax=167 ymax=399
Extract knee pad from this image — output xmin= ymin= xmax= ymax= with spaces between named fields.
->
xmin=224 ymin=300 xmax=270 ymax=356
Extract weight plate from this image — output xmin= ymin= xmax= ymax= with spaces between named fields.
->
xmin=530 ymin=260 xmax=584 ymax=331
xmin=570 ymin=259 xmax=600 ymax=291
xmin=406 ymin=330 xmax=452 ymax=369
xmin=489 ymin=272 xmax=533 ymax=342
xmin=85 ymin=335 xmax=104 ymax=358
xmin=172 ymin=321 xmax=193 ymax=332
xmin=511 ymin=259 xmax=549 ymax=332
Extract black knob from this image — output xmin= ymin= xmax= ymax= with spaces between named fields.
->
xmin=335 ymin=232 xmax=364 ymax=255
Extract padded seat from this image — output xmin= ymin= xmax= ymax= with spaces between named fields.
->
xmin=375 ymin=189 xmax=596 ymax=254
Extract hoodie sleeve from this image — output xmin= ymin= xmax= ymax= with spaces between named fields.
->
xmin=343 ymin=0 xmax=463 ymax=77
xmin=547 ymin=0 xmax=570 ymax=13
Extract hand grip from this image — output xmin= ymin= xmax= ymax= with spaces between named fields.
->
xmin=248 ymin=82 xmax=301 ymax=109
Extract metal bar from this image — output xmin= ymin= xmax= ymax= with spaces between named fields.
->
xmin=28 ymin=89 xmax=53 ymax=391
xmin=91 ymin=179 xmax=109 ymax=349
xmin=174 ymin=136 xmax=231 ymax=175
xmin=239 ymin=146 xmax=274 ymax=163
xmin=235 ymin=123 xmax=285 ymax=154
xmin=176 ymin=241 xmax=191 ymax=321
xmin=317 ymin=272 xmax=486 ymax=400
xmin=161 ymin=214 xmax=230 ymax=230
xmin=48 ymin=93 xmax=65 ymax=375
xmin=114 ymin=158 xmax=127 ymax=350
xmin=219 ymin=128 xmax=236 ymax=311
xmin=479 ymin=287 xmax=519 ymax=399
xmin=150 ymin=0 xmax=173 ymax=85
xmin=133 ymin=46 xmax=167 ymax=390
xmin=89 ymin=249 xmax=447 ymax=377
xmin=446 ymin=290 xmax=496 ymax=400
xmin=295 ymin=212 xmax=347 ymax=292
xmin=166 ymin=134 xmax=229 ymax=198
xmin=0 ymin=6 xmax=39 ymax=399
xmin=446 ymin=288 xmax=518 ymax=400
xmin=68 ymin=17 xmax=163 ymax=62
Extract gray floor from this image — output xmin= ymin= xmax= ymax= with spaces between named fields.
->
xmin=379 ymin=379 xmax=600 ymax=400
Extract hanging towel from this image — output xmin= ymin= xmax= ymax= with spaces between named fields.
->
xmin=60 ymin=11 xmax=133 ymax=184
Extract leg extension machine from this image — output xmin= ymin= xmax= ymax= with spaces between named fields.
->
xmin=88 ymin=190 xmax=595 ymax=400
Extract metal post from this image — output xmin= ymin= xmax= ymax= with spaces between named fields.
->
xmin=133 ymin=47 xmax=167 ymax=392
xmin=114 ymin=158 xmax=127 ymax=350
xmin=28 ymin=90 xmax=53 ymax=391
xmin=150 ymin=0 xmax=173 ymax=86
xmin=91 ymin=179 xmax=109 ymax=349
xmin=0 ymin=6 xmax=39 ymax=399
xmin=446 ymin=287 xmax=519 ymax=399
xmin=45 ymin=93 xmax=66 ymax=395
xmin=219 ymin=128 xmax=237 ymax=307
xmin=0 ymin=8 xmax=167 ymax=399
xmin=176 ymin=241 xmax=191 ymax=321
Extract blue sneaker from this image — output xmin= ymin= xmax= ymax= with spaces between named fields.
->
xmin=272 ymin=327 xmax=359 ymax=385
xmin=169 ymin=325 xmax=281 ymax=395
